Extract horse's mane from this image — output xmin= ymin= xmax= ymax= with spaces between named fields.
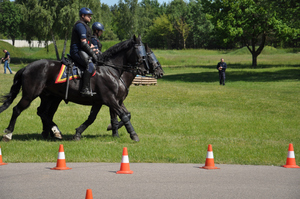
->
xmin=102 ymin=38 xmax=135 ymax=61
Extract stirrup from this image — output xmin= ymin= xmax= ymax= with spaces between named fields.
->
xmin=80 ymin=88 xmax=96 ymax=97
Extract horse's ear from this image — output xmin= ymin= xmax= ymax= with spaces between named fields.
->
xmin=144 ymin=43 xmax=149 ymax=51
xmin=132 ymin=35 xmax=137 ymax=41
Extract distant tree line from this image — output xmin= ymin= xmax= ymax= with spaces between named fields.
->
xmin=0 ymin=0 xmax=299 ymax=66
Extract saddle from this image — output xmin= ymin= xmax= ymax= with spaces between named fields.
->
xmin=55 ymin=55 xmax=95 ymax=84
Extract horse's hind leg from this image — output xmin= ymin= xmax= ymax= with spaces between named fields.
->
xmin=2 ymin=97 xmax=32 ymax=142
xmin=37 ymin=95 xmax=62 ymax=139
xmin=107 ymin=104 xmax=130 ymax=131
xmin=47 ymin=98 xmax=62 ymax=139
xmin=73 ymin=105 xmax=102 ymax=141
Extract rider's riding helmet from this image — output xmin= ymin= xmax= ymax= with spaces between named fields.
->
xmin=92 ymin=22 xmax=105 ymax=32
xmin=79 ymin=7 xmax=93 ymax=17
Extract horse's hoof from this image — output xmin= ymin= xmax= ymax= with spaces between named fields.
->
xmin=2 ymin=130 xmax=12 ymax=142
xmin=130 ymin=134 xmax=140 ymax=142
xmin=2 ymin=135 xmax=11 ymax=142
xmin=73 ymin=134 xmax=81 ymax=141
xmin=51 ymin=126 xmax=62 ymax=140
xmin=54 ymin=133 xmax=62 ymax=140
xmin=112 ymin=132 xmax=120 ymax=138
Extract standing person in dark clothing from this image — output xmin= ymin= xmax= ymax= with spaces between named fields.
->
xmin=1 ymin=49 xmax=12 ymax=74
xmin=91 ymin=22 xmax=105 ymax=61
xmin=217 ymin=58 xmax=227 ymax=85
xmin=70 ymin=7 xmax=98 ymax=97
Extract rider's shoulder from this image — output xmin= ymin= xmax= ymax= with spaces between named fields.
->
xmin=74 ymin=23 xmax=87 ymax=35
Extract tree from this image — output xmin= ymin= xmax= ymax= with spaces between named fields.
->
xmin=167 ymin=0 xmax=190 ymax=49
xmin=270 ymin=0 xmax=300 ymax=47
xmin=144 ymin=13 xmax=174 ymax=48
xmin=99 ymin=3 xmax=118 ymax=40
xmin=17 ymin=0 xmax=58 ymax=58
xmin=202 ymin=0 xmax=300 ymax=67
xmin=187 ymin=0 xmax=215 ymax=48
xmin=16 ymin=0 xmax=103 ymax=59
xmin=112 ymin=0 xmax=140 ymax=40
xmin=0 ymin=0 xmax=23 ymax=46
xmin=57 ymin=0 xmax=78 ymax=59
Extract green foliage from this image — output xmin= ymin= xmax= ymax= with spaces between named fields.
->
xmin=144 ymin=14 xmax=174 ymax=48
xmin=2 ymin=0 xmax=299 ymax=52
xmin=201 ymin=0 xmax=300 ymax=66
xmin=187 ymin=1 xmax=215 ymax=48
xmin=0 ymin=0 xmax=23 ymax=44
xmin=111 ymin=0 xmax=140 ymax=40
xmin=99 ymin=3 xmax=118 ymax=40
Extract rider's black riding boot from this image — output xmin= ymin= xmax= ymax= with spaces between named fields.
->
xmin=80 ymin=70 xmax=93 ymax=97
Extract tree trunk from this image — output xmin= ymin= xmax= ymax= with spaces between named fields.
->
xmin=61 ymin=31 xmax=68 ymax=59
xmin=252 ymin=53 xmax=257 ymax=68
xmin=11 ymin=37 xmax=15 ymax=46
xmin=245 ymin=33 xmax=266 ymax=68
xmin=51 ymin=30 xmax=60 ymax=61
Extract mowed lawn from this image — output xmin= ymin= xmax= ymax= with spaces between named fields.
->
xmin=0 ymin=48 xmax=299 ymax=166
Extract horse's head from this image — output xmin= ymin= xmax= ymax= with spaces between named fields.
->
xmin=130 ymin=35 xmax=150 ymax=76
xmin=145 ymin=44 xmax=164 ymax=79
xmin=102 ymin=35 xmax=150 ymax=76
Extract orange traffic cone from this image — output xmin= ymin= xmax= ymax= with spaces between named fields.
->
xmin=85 ymin=189 xmax=93 ymax=199
xmin=116 ymin=147 xmax=133 ymax=174
xmin=51 ymin=144 xmax=71 ymax=170
xmin=0 ymin=146 xmax=8 ymax=166
xmin=282 ymin=143 xmax=300 ymax=168
xmin=200 ymin=144 xmax=220 ymax=170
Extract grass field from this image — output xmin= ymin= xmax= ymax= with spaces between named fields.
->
xmin=0 ymin=41 xmax=299 ymax=166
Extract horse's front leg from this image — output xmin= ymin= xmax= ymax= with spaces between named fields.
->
xmin=73 ymin=105 xmax=102 ymax=141
xmin=119 ymin=110 xmax=139 ymax=142
xmin=110 ymin=108 xmax=120 ymax=137
xmin=107 ymin=103 xmax=130 ymax=131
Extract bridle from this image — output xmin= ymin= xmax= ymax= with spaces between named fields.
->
xmin=147 ymin=50 xmax=164 ymax=75
xmin=100 ymin=42 xmax=150 ymax=76
xmin=134 ymin=43 xmax=150 ymax=75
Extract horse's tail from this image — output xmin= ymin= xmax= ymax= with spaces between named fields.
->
xmin=0 ymin=67 xmax=25 ymax=113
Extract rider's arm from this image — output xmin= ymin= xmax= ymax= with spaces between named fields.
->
xmin=80 ymin=39 xmax=97 ymax=62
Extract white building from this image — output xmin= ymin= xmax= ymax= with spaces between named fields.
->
xmin=0 ymin=39 xmax=53 ymax=48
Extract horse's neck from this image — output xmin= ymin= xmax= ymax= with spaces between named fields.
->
xmin=121 ymin=71 xmax=136 ymax=88
xmin=105 ymin=54 xmax=127 ymax=77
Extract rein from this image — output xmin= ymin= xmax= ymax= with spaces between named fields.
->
xmin=98 ymin=43 xmax=148 ymax=74
xmin=98 ymin=61 xmax=141 ymax=74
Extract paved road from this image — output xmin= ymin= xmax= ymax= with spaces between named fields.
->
xmin=1 ymin=163 xmax=299 ymax=199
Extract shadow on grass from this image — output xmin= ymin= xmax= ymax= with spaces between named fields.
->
xmin=162 ymin=68 xmax=300 ymax=83
xmin=164 ymin=63 xmax=299 ymax=69
xmin=3 ymin=132 xmax=113 ymax=142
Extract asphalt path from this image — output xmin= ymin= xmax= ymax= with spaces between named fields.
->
xmin=1 ymin=163 xmax=299 ymax=199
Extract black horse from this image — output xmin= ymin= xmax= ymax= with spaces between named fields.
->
xmin=37 ymin=42 xmax=163 ymax=141
xmin=72 ymin=44 xmax=164 ymax=140
xmin=0 ymin=35 xmax=158 ymax=142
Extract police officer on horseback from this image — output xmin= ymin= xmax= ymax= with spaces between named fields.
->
xmin=70 ymin=7 xmax=97 ymax=97
xmin=91 ymin=22 xmax=105 ymax=61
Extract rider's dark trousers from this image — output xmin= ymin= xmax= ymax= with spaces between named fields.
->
xmin=70 ymin=51 xmax=94 ymax=73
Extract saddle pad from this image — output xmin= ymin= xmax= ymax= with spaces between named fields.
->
xmin=55 ymin=64 xmax=95 ymax=84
